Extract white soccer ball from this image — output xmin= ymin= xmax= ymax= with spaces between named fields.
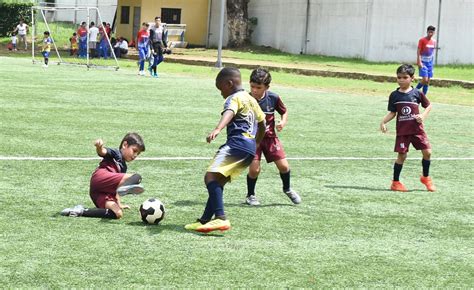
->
xmin=140 ymin=198 xmax=165 ymax=224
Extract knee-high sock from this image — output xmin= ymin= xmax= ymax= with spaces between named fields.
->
xmin=280 ymin=170 xmax=291 ymax=191
xmin=393 ymin=163 xmax=403 ymax=181
xmin=200 ymin=181 xmax=224 ymax=221
xmin=82 ymin=208 xmax=117 ymax=219
xmin=422 ymin=159 xmax=431 ymax=177
xmin=247 ymin=175 xmax=257 ymax=196
xmin=422 ymin=84 xmax=429 ymax=95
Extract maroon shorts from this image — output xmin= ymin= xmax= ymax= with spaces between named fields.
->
xmin=394 ymin=132 xmax=431 ymax=153
xmin=89 ymin=168 xmax=125 ymax=208
xmin=255 ymin=137 xmax=286 ymax=163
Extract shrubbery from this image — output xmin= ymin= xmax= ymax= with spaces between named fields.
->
xmin=0 ymin=3 xmax=33 ymax=36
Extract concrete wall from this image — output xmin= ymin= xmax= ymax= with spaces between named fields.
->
xmin=50 ymin=0 xmax=118 ymax=25
xmin=235 ymin=0 xmax=473 ymax=64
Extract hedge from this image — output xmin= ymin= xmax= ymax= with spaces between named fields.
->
xmin=0 ymin=3 xmax=33 ymax=36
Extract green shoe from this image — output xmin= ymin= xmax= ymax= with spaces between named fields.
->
xmin=185 ymin=220 xmax=204 ymax=231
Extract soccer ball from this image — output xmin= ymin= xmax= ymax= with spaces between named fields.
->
xmin=140 ymin=198 xmax=165 ymax=224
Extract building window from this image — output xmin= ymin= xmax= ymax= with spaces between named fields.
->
xmin=120 ymin=6 xmax=130 ymax=24
xmin=161 ymin=8 xmax=181 ymax=24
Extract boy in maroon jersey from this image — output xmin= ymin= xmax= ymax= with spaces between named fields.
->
xmin=245 ymin=68 xmax=301 ymax=205
xmin=380 ymin=64 xmax=436 ymax=192
xmin=61 ymin=133 xmax=146 ymax=219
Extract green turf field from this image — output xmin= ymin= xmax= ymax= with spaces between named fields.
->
xmin=0 ymin=57 xmax=473 ymax=287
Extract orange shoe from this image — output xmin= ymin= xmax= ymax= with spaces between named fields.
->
xmin=420 ymin=176 xmax=436 ymax=192
xmin=391 ymin=181 xmax=408 ymax=192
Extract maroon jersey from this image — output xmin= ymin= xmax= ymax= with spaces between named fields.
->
xmin=388 ymin=88 xmax=430 ymax=136
xmin=95 ymin=147 xmax=127 ymax=173
xmin=254 ymin=91 xmax=287 ymax=138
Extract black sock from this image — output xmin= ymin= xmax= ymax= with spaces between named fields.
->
xmin=393 ymin=163 xmax=403 ymax=181
xmin=153 ymin=67 xmax=157 ymax=74
xmin=45 ymin=58 xmax=48 ymax=65
xmin=82 ymin=208 xmax=117 ymax=219
xmin=422 ymin=159 xmax=431 ymax=177
xmin=247 ymin=175 xmax=257 ymax=196
xmin=280 ymin=170 xmax=291 ymax=191
xmin=121 ymin=173 xmax=142 ymax=186
xmin=215 ymin=215 xmax=226 ymax=221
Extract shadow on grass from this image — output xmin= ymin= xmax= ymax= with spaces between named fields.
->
xmin=326 ymin=185 xmax=429 ymax=193
xmin=126 ymin=221 xmax=226 ymax=237
xmin=173 ymin=199 xmax=293 ymax=208
xmin=325 ymin=185 xmax=392 ymax=192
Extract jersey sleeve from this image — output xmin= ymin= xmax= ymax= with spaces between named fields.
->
xmin=222 ymin=96 xmax=239 ymax=115
xmin=387 ymin=92 xmax=396 ymax=112
xmin=420 ymin=92 xmax=431 ymax=108
xmin=275 ymin=96 xmax=287 ymax=115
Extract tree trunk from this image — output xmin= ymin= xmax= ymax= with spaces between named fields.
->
xmin=226 ymin=0 xmax=250 ymax=47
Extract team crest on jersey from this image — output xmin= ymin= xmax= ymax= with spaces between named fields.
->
xmin=401 ymin=106 xmax=412 ymax=115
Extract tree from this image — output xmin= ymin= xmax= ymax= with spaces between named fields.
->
xmin=226 ymin=0 xmax=250 ymax=47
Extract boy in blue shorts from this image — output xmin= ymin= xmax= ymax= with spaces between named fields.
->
xmin=416 ymin=26 xmax=436 ymax=95
xmin=245 ymin=68 xmax=301 ymax=206
xmin=185 ymin=67 xmax=266 ymax=233
xmin=41 ymin=31 xmax=52 ymax=68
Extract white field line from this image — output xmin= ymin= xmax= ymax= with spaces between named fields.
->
xmin=0 ymin=156 xmax=473 ymax=161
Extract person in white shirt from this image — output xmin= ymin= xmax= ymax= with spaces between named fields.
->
xmin=13 ymin=19 xmax=28 ymax=50
xmin=88 ymin=21 xmax=100 ymax=58
xmin=113 ymin=37 xmax=128 ymax=58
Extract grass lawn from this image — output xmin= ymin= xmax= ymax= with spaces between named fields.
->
xmin=0 ymin=56 xmax=473 ymax=287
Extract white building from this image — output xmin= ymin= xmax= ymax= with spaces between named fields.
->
xmin=208 ymin=0 xmax=474 ymax=65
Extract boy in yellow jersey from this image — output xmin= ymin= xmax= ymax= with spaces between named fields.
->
xmin=41 ymin=31 xmax=52 ymax=68
xmin=185 ymin=67 xmax=266 ymax=233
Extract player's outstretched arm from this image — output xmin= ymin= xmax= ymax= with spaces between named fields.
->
xmin=207 ymin=110 xmax=235 ymax=143
xmin=380 ymin=112 xmax=396 ymax=133
xmin=94 ymin=139 xmax=107 ymax=157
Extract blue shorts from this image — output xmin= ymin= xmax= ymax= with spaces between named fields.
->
xmin=207 ymin=144 xmax=254 ymax=181
xmin=42 ymin=51 xmax=50 ymax=58
xmin=419 ymin=61 xmax=433 ymax=78
xmin=138 ymin=47 xmax=148 ymax=61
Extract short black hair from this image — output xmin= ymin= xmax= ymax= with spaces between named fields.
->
xmin=120 ymin=132 xmax=145 ymax=152
xmin=44 ymin=31 xmax=50 ymax=35
xmin=155 ymin=16 xmax=161 ymax=20
xmin=81 ymin=21 xmax=86 ymax=25
xmin=427 ymin=25 xmax=436 ymax=32
xmin=250 ymin=68 xmax=272 ymax=86
xmin=396 ymin=64 xmax=415 ymax=77
xmin=90 ymin=21 xmax=95 ymax=26
xmin=216 ymin=67 xmax=241 ymax=82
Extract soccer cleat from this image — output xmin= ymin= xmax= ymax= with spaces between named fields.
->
xmin=391 ymin=181 xmax=408 ymax=192
xmin=117 ymin=184 xmax=145 ymax=196
xmin=138 ymin=70 xmax=146 ymax=76
xmin=148 ymin=66 xmax=153 ymax=76
xmin=42 ymin=64 xmax=48 ymax=68
xmin=284 ymin=188 xmax=301 ymax=204
xmin=184 ymin=220 xmax=204 ymax=231
xmin=420 ymin=176 xmax=436 ymax=192
xmin=61 ymin=205 xmax=84 ymax=217
xmin=196 ymin=219 xmax=231 ymax=233
xmin=245 ymin=195 xmax=261 ymax=206
xmin=152 ymin=73 xmax=159 ymax=78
